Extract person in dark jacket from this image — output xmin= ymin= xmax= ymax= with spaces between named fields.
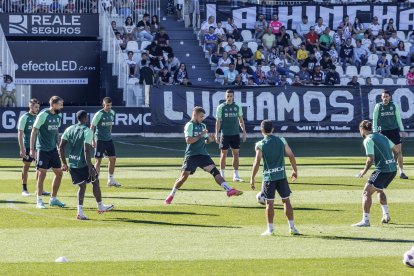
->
xmin=324 ymin=65 xmax=340 ymax=85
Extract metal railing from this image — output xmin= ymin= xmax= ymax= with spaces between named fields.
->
xmin=0 ymin=0 xmax=98 ymax=13
xmin=104 ymin=0 xmax=160 ymax=23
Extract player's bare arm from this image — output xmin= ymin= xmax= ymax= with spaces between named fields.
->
xmin=18 ymin=130 xmax=25 ymax=158
xmin=285 ymin=143 xmax=298 ymax=181
xmin=359 ymin=155 xmax=374 ymax=178
xmin=84 ymin=143 xmax=98 ymax=181
xmin=250 ymin=148 xmax=262 ymax=190
xmin=90 ymin=125 xmax=97 ymax=148
xmin=58 ymin=139 xmax=68 ymax=172
xmin=29 ymin=127 xmax=38 ymax=159
xmin=239 ymin=117 xmax=246 ymax=143
xmin=215 ymin=120 xmax=221 ymax=144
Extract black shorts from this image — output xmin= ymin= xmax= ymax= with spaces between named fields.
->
xmin=380 ymin=128 xmax=401 ymax=145
xmin=22 ymin=147 xmax=35 ymax=163
xmin=368 ymin=170 xmax=397 ymax=190
xmin=95 ymin=140 xmax=116 ymax=158
xmin=219 ymin=135 xmax=240 ymax=150
xmin=69 ymin=166 xmax=98 ymax=185
xmin=176 ymin=4 xmax=183 ymax=11
xmin=262 ymin=178 xmax=292 ymax=200
xmin=36 ymin=149 xmax=61 ymax=170
xmin=182 ymin=155 xmax=215 ymax=174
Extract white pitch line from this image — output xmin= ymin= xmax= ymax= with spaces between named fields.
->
xmin=116 ymin=141 xmax=185 ymax=152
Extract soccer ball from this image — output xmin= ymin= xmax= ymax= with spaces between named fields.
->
xmin=256 ymin=192 xmax=266 ymax=205
xmin=403 ymin=248 xmax=414 ymax=268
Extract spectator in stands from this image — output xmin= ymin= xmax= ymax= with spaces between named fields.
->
xmin=319 ymin=27 xmax=332 ymax=52
xmin=253 ymin=64 xmax=266 ymax=85
xmin=151 ymin=54 xmax=167 ymax=75
xmin=407 ymin=66 xmax=414 ymax=85
xmin=320 ymin=53 xmax=333 ymax=73
xmin=126 ymin=51 xmax=138 ymax=78
xmin=267 ymin=47 xmax=278 ymax=64
xmin=390 ymin=54 xmax=404 ymax=77
xmin=255 ymin=45 xmax=266 ymax=65
xmin=339 ymin=15 xmax=353 ymax=40
xmin=139 ymin=52 xmax=150 ymax=69
xmin=247 ymin=77 xmax=257 ymax=86
xmin=154 ymin=27 xmax=173 ymax=54
xmin=200 ymin=16 xmax=216 ymax=42
xmin=235 ymin=54 xmax=252 ymax=74
xmin=361 ymin=31 xmax=373 ymax=52
xmin=277 ymin=27 xmax=291 ymax=51
xmin=239 ymin=42 xmax=254 ymax=65
xmin=328 ymin=43 xmax=339 ymax=65
xmin=146 ymin=42 xmax=163 ymax=64
xmin=376 ymin=53 xmax=391 ymax=78
xmin=133 ymin=0 xmax=146 ymax=21
xmin=118 ymin=0 xmax=132 ymax=17
xmin=291 ymin=32 xmax=302 ymax=52
xmin=298 ymin=64 xmax=311 ymax=84
xmin=49 ymin=0 xmax=61 ymax=13
xmin=150 ymin=15 xmax=160 ymax=35
xmin=176 ymin=0 xmax=184 ymax=21
xmin=224 ymin=18 xmax=241 ymax=41
xmin=347 ymin=76 xmax=360 ymax=87
xmin=353 ymin=17 xmax=365 ymax=39
xmin=136 ymin=13 xmax=153 ymax=41
xmin=311 ymin=65 xmax=324 ymax=85
xmin=158 ymin=67 xmax=172 ymax=85
xmin=374 ymin=33 xmax=386 ymax=53
xmin=388 ymin=31 xmax=400 ymax=52
xmin=303 ymin=51 xmax=317 ymax=71
xmin=266 ymin=63 xmax=280 ymax=85
xmin=325 ymin=65 xmax=340 ymax=85
xmin=123 ymin=17 xmax=136 ymax=41
xmin=1 ymin=75 xmax=15 ymax=107
xmin=314 ymin=17 xmax=326 ymax=36
xmin=228 ymin=44 xmax=239 ymax=59
xmin=333 ymin=26 xmax=345 ymax=51
xmin=296 ymin=15 xmax=311 ymax=39
xmin=166 ymin=53 xmax=180 ymax=72
xmin=211 ymin=45 xmax=224 ymax=64
xmin=395 ymin=41 xmax=409 ymax=65
xmin=365 ymin=77 xmax=372 ymax=86
xmin=224 ymin=64 xmax=238 ymax=85
xmin=296 ymin=43 xmax=308 ymax=65
xmin=181 ymin=77 xmax=193 ymax=86
xmin=139 ymin=61 xmax=154 ymax=107
xmin=232 ymin=74 xmax=245 ymax=86
xmin=115 ymin=32 xmax=127 ymax=50
xmin=204 ymin=26 xmax=218 ymax=54
xmin=174 ymin=63 xmax=188 ymax=84
xmin=64 ymin=0 xmax=75 ymax=13
xmin=254 ymin=14 xmax=268 ymax=40
xmin=340 ymin=38 xmax=354 ymax=72
xmin=223 ymin=37 xmax=235 ymax=52
xmin=368 ymin=17 xmax=381 ymax=37
xmin=275 ymin=52 xmax=296 ymax=77
xmin=216 ymin=51 xmax=232 ymax=75
xmin=384 ymin=18 xmax=396 ymax=38
xmin=111 ymin=21 xmax=119 ymax=33
xmin=305 ymin=27 xmax=319 ymax=52
xmin=313 ymin=46 xmax=322 ymax=64
xmin=214 ymin=22 xmax=227 ymax=44
xmin=188 ymin=0 xmax=200 ymax=28
xmin=262 ymin=27 xmax=276 ymax=51
xmin=269 ymin=13 xmax=282 ymax=37
xmin=354 ymin=39 xmax=369 ymax=73
xmin=279 ymin=75 xmax=289 ymax=87
xmin=291 ymin=75 xmax=304 ymax=86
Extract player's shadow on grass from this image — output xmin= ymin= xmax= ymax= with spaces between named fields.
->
xmin=123 ymin=187 xmax=220 ymax=192
xmin=64 ymin=195 xmax=162 ymax=201
xmin=0 ymin=200 xmax=28 ymax=204
xmin=319 ymin=235 xmax=414 ymax=243
xmin=106 ymin=218 xmax=240 ymax=228
xmin=296 ymin=182 xmax=361 ymax=187
xmin=178 ymin=203 xmax=342 ymax=212
xmin=110 ymin=209 xmax=218 ymax=216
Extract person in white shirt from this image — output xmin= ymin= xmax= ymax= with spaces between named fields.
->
xmin=291 ymin=32 xmax=302 ymax=51
xmin=368 ymin=17 xmax=381 ymax=37
xmin=200 ymin=16 xmax=217 ymax=42
xmin=224 ymin=64 xmax=239 ymax=84
xmin=314 ymin=17 xmax=327 ymax=36
xmin=214 ymin=22 xmax=227 ymax=43
xmin=1 ymin=75 xmax=16 ymax=107
xmin=216 ymin=52 xmax=232 ymax=75
xmin=374 ymin=33 xmax=386 ymax=53
xmin=387 ymin=31 xmax=400 ymax=51
xmin=361 ymin=32 xmax=372 ymax=52
xmin=296 ymin=15 xmax=311 ymax=39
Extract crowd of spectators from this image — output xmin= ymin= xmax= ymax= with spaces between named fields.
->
xmin=201 ymin=14 xmax=414 ymax=86
xmin=1 ymin=0 xmax=98 ymax=13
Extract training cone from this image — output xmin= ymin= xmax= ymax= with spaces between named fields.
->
xmin=55 ymin=256 xmax=69 ymax=263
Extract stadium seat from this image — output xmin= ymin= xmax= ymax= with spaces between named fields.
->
xmin=241 ymin=30 xmax=253 ymax=42
xmin=234 ymin=42 xmax=243 ymax=50
xmin=261 ymin=66 xmax=270 ymax=74
xmin=329 ymin=30 xmax=335 ymax=37
xmin=370 ymin=77 xmax=380 ymax=85
xmin=396 ymin=78 xmax=407 ymax=85
xmin=140 ymin=41 xmax=151 ymax=51
xmin=404 ymin=66 xmax=411 ymax=76
xmin=340 ymin=77 xmax=350 ymax=85
xmin=358 ymin=78 xmax=366 ymax=85
xmin=335 ymin=66 xmax=344 ymax=75
xmin=286 ymin=30 xmax=294 ymax=39
xmin=248 ymin=42 xmax=258 ymax=53
xmin=360 ymin=66 xmax=372 ymax=78
xmin=367 ymin=54 xmax=379 ymax=66
xmin=382 ymin=78 xmax=394 ymax=85
xmin=250 ymin=66 xmax=256 ymax=72
xmin=126 ymin=41 xmax=139 ymax=52
xmin=397 ymin=31 xmax=406 ymax=42
xmin=404 ymin=42 xmax=412 ymax=51
xmin=407 ymin=31 xmax=414 ymax=40
xmin=385 ymin=54 xmax=392 ymax=63
xmin=345 ymin=66 xmax=358 ymax=77
xmin=289 ymin=65 xmax=300 ymax=73
xmin=221 ymin=42 xmax=228 ymax=49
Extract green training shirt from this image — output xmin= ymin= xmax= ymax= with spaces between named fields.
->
xmin=33 ymin=109 xmax=62 ymax=151
xmin=373 ymin=102 xmax=404 ymax=132
xmin=363 ymin=133 xmax=397 ymax=173
xmin=62 ymin=124 xmax=93 ymax=169
xmin=18 ymin=112 xmax=36 ymax=149
xmin=216 ymin=102 xmax=243 ymax=136
xmin=91 ymin=109 xmax=115 ymax=141
xmin=256 ymin=135 xmax=287 ymax=181
xmin=184 ymin=120 xmax=209 ymax=157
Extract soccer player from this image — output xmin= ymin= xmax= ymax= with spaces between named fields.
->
xmin=91 ymin=97 xmax=121 ymax=187
xmin=373 ymin=90 xmax=408 ymax=179
xmin=250 ymin=120 xmax=299 ymax=236
xmin=215 ymin=89 xmax=247 ymax=182
xmin=59 ymin=110 xmax=114 ymax=220
xmin=165 ymin=106 xmax=243 ymax=205
xmin=353 ymin=120 xmax=397 ymax=227
xmin=17 ymin=98 xmax=50 ymax=196
xmin=30 ymin=96 xmax=65 ymax=209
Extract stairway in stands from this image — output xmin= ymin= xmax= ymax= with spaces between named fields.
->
xmin=160 ymin=9 xmax=216 ymax=84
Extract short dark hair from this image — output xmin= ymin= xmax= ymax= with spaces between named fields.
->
xmin=261 ymin=120 xmax=273 ymax=134
xmin=382 ymin=90 xmax=391 ymax=96
xmin=76 ymin=110 xmax=88 ymax=122
xmin=127 ymin=51 xmax=133 ymax=55
xmin=226 ymin=89 xmax=234 ymax=95
xmin=49 ymin=96 xmax=63 ymax=105
xmin=103 ymin=97 xmax=112 ymax=104
xmin=29 ymin=98 xmax=40 ymax=105
xmin=359 ymin=120 xmax=372 ymax=131
xmin=193 ymin=106 xmax=205 ymax=114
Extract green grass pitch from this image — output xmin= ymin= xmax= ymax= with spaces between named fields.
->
xmin=0 ymin=137 xmax=413 ymax=275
